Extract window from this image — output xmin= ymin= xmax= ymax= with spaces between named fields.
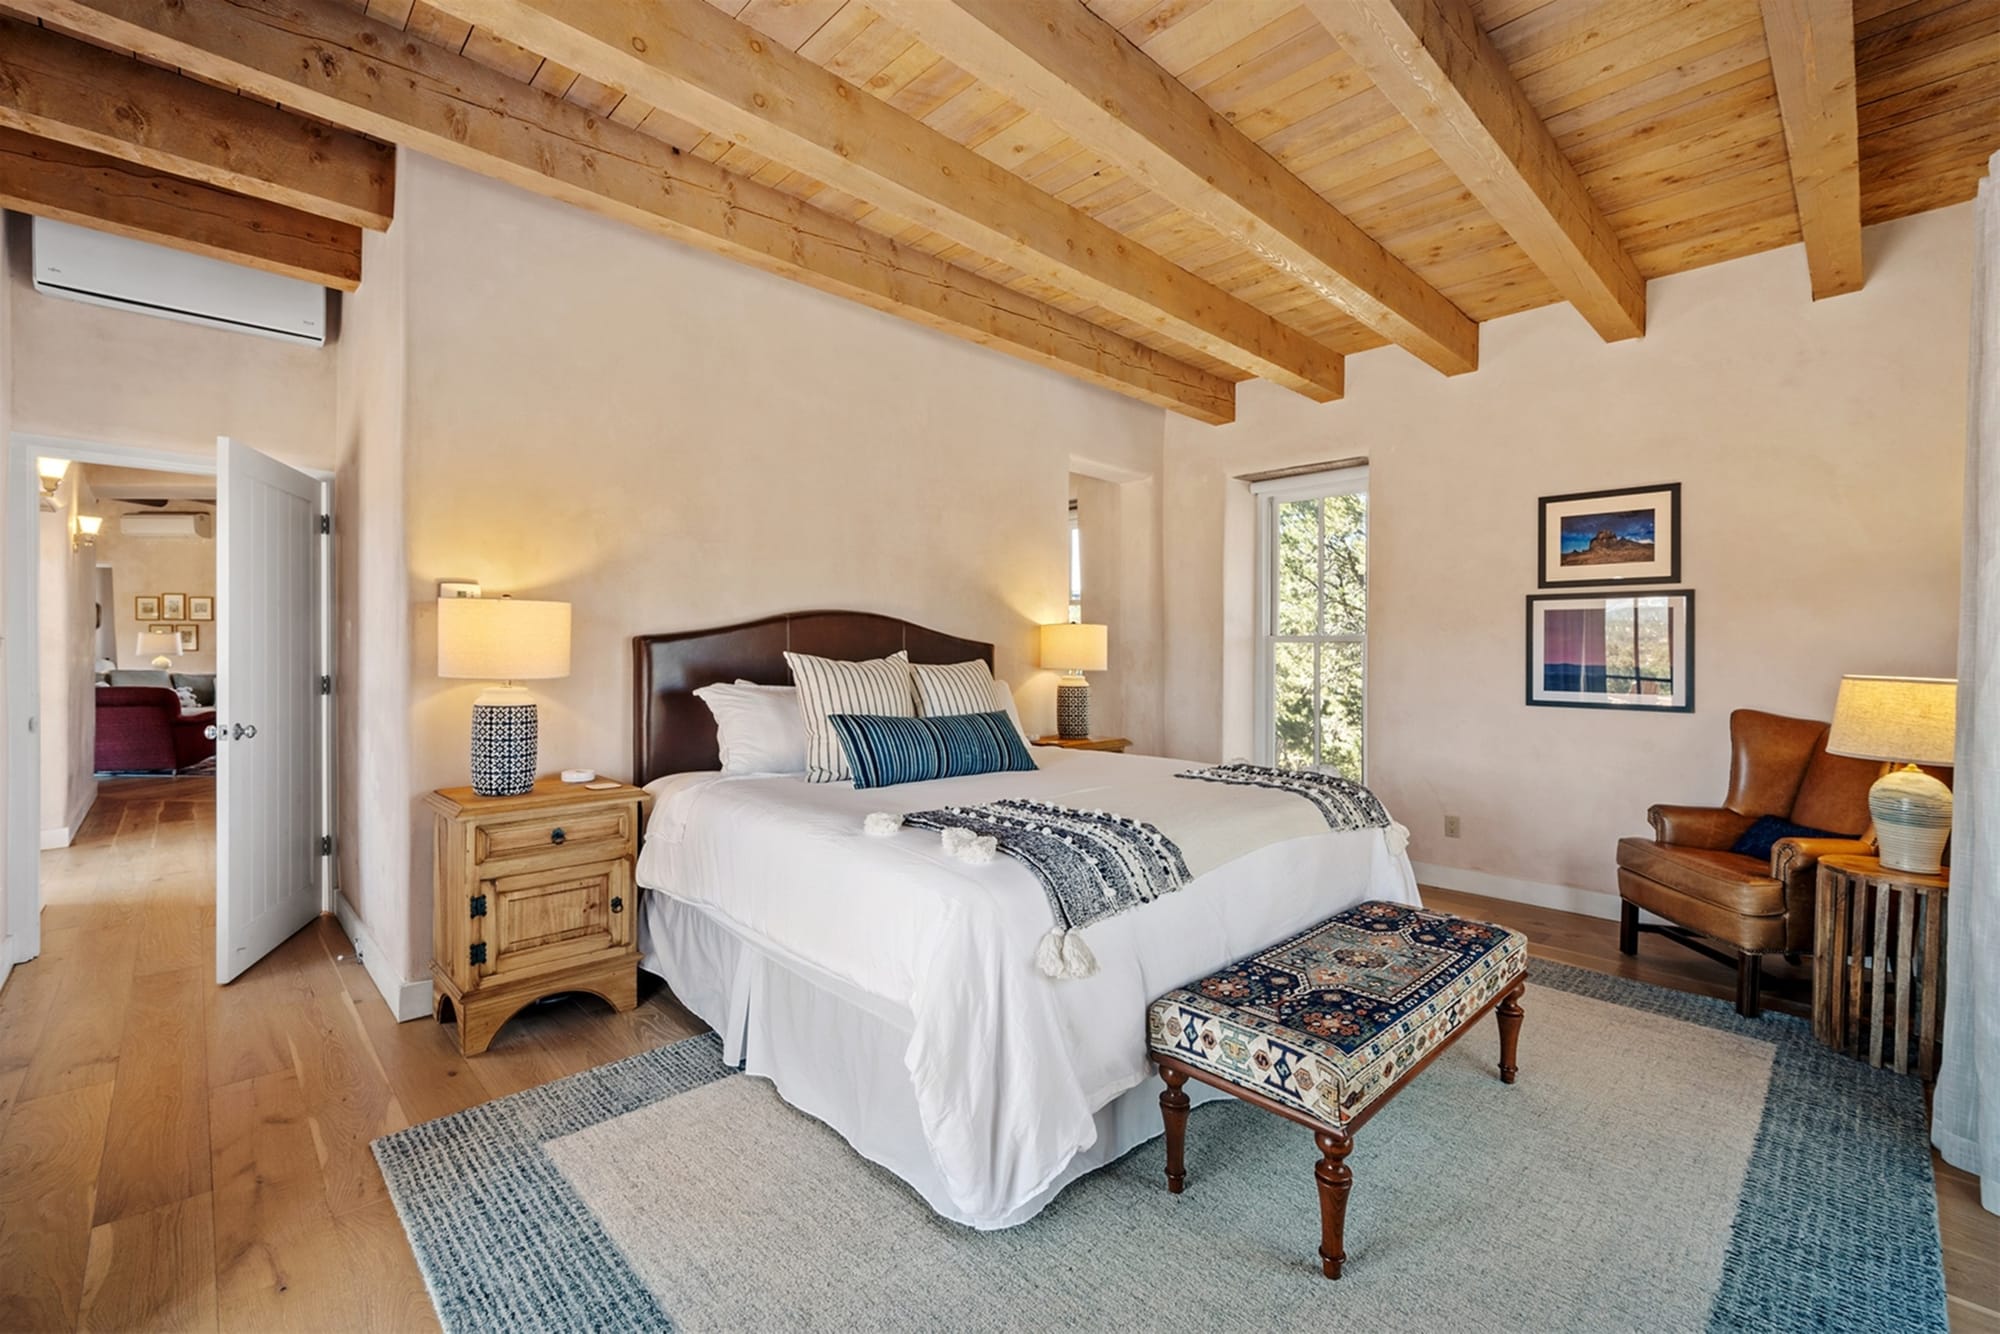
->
xmin=1254 ymin=468 xmax=1367 ymax=779
xmin=1067 ymin=500 xmax=1082 ymax=623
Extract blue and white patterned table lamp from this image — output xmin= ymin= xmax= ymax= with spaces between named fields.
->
xmin=1826 ymin=675 xmax=1957 ymax=874
xmin=437 ymin=595 xmax=571 ymax=798
xmin=1040 ymin=622 xmax=1108 ymax=740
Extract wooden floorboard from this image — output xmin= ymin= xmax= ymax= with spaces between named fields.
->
xmin=0 ymin=779 xmax=1987 ymax=1330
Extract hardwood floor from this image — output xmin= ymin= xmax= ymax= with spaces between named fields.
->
xmin=0 ymin=782 xmax=1989 ymax=1331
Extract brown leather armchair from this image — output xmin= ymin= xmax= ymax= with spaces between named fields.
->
xmin=1616 ymin=709 xmax=1880 ymax=1016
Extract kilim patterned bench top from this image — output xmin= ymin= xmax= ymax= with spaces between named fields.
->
xmin=1147 ymin=901 xmax=1528 ymax=1128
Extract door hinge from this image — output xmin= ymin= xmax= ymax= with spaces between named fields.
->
xmin=319 ymin=674 xmax=332 ymax=696
xmin=469 ymin=942 xmax=487 ymax=966
xmin=469 ymin=894 xmax=487 ymax=918
xmin=319 ymin=834 xmax=332 ymax=856
xmin=319 ymin=513 xmax=330 ymax=534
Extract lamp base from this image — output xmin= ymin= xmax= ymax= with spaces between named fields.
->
xmin=1057 ymin=674 xmax=1090 ymax=740
xmin=1870 ymin=764 xmax=1952 ymax=874
xmin=471 ymin=685 xmax=538 ymax=798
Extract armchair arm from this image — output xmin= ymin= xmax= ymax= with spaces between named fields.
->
xmin=1647 ymin=804 xmax=1755 ymax=850
xmin=1772 ymin=836 xmax=1874 ymax=884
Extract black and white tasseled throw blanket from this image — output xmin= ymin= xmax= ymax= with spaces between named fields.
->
xmin=900 ymin=764 xmax=1395 ymax=979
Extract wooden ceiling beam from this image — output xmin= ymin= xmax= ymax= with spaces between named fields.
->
xmin=0 ymin=125 xmax=362 ymax=288
xmin=870 ymin=0 xmax=1479 ymax=376
xmin=0 ymin=14 xmax=395 ymax=230
xmin=16 ymin=0 xmax=1234 ymax=424
xmin=1757 ymin=0 xmax=1865 ymax=298
xmin=421 ymin=0 xmax=1347 ymax=402
xmin=1304 ymin=0 xmax=1647 ymax=341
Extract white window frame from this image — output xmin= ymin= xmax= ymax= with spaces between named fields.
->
xmin=1067 ymin=500 xmax=1083 ymax=623
xmin=1252 ymin=466 xmax=1369 ymax=775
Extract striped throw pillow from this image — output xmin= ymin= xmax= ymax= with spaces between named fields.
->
xmin=911 ymin=659 xmax=998 ymax=718
xmin=785 ymin=650 xmax=914 ymax=783
xmin=828 ymin=711 xmax=1039 ymax=789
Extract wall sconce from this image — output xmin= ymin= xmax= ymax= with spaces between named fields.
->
xmin=73 ymin=514 xmax=102 ymax=550
xmin=37 ymin=457 xmax=69 ymax=511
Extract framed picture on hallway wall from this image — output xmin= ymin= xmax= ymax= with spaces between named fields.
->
xmin=1526 ymin=591 xmax=1695 ymax=712
xmin=177 ymin=625 xmax=200 ymax=653
xmin=189 ymin=596 xmax=213 ymax=621
xmin=1538 ymin=483 xmax=1681 ymax=587
xmin=135 ymin=595 xmax=159 ymax=621
xmin=161 ymin=593 xmax=186 ymax=621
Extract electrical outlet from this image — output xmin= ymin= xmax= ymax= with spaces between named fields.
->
xmin=1444 ymin=815 xmax=1461 ymax=838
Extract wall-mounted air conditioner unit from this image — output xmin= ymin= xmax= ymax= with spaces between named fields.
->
xmin=119 ymin=513 xmax=213 ymax=540
xmin=31 ymin=217 xmax=328 ymax=346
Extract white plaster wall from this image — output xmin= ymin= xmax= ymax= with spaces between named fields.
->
xmin=1 ymin=213 xmax=11 ymax=973
xmin=1073 ymin=472 xmax=1166 ymax=753
xmin=371 ymin=154 xmax=1167 ymax=985
xmin=1162 ymin=204 xmax=1973 ymax=909
xmin=93 ymin=507 xmax=217 ymax=674
xmin=36 ymin=470 xmax=97 ymax=844
xmin=332 ymin=204 xmax=414 ymax=992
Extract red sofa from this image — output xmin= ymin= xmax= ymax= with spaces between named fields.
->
xmin=94 ymin=686 xmax=217 ymax=773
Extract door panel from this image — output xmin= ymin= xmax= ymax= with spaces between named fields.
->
xmin=478 ymin=860 xmax=631 ymax=984
xmin=216 ymin=438 xmax=324 ymax=983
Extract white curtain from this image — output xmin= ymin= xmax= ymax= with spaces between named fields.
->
xmin=1935 ymin=150 xmax=2000 ymax=1214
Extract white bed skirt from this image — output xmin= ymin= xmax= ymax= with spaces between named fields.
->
xmin=640 ymin=891 xmax=1229 ymax=1229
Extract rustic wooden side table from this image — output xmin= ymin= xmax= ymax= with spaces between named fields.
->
xmin=1813 ymin=852 xmax=1949 ymax=1078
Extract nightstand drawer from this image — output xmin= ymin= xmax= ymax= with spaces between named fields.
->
xmin=476 ymin=859 xmax=633 ymax=985
xmin=474 ymin=806 xmax=634 ymax=865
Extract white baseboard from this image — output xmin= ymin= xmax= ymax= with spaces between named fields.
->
xmin=38 ymin=787 xmax=98 ymax=850
xmin=333 ymin=894 xmax=431 ymax=1022
xmin=1412 ymin=861 xmax=1631 ymax=922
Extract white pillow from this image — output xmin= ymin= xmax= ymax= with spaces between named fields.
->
xmin=784 ymin=649 xmax=913 ymax=783
xmin=989 ymin=678 xmax=1030 ymax=744
xmin=911 ymin=659 xmax=999 ymax=717
xmin=693 ymin=681 xmax=807 ymax=775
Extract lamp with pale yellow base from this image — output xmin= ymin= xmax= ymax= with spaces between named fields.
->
xmin=1826 ymin=675 xmax=1956 ymax=874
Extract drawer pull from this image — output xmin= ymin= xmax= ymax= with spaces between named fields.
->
xmin=550 ymin=827 xmax=566 ymax=845
xmin=611 ymin=896 xmax=624 ymax=913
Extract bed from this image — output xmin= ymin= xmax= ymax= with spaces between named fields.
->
xmin=632 ymin=611 xmax=1420 ymax=1229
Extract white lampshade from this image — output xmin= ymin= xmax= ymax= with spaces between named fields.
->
xmin=136 ymin=629 xmax=179 ymax=662
xmin=36 ymin=456 xmax=70 ymax=484
xmin=1826 ymin=676 xmax=1956 ymax=766
xmin=1040 ymin=622 xmax=1108 ymax=673
xmin=437 ymin=597 xmax=571 ymax=682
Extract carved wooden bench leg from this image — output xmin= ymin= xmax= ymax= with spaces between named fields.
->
xmin=1314 ymin=1128 xmax=1354 ymax=1280
xmin=1160 ymin=1065 xmax=1191 ymax=1194
xmin=1496 ymin=981 xmax=1526 ymax=1085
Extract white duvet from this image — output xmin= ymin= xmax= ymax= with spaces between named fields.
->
xmin=636 ymin=748 xmax=1419 ymax=1228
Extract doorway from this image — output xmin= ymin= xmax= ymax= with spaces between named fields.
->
xmin=5 ymin=433 xmax=332 ymax=984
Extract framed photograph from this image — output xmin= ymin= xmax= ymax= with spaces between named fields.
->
xmin=161 ymin=593 xmax=186 ymax=621
xmin=177 ymin=625 xmax=200 ymax=653
xmin=189 ymin=596 xmax=213 ymax=622
xmin=1538 ymin=483 xmax=1680 ymax=587
xmin=135 ymin=595 xmax=160 ymax=621
xmin=1527 ymin=590 xmax=1695 ymax=712
xmin=147 ymin=622 xmax=175 ymax=636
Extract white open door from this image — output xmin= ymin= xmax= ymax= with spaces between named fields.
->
xmin=215 ymin=437 xmax=326 ymax=983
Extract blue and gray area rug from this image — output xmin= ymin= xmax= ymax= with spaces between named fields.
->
xmin=373 ymin=961 xmax=1947 ymax=1332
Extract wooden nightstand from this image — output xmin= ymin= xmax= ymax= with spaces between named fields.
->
xmin=1814 ymin=853 xmax=1949 ymax=1079
xmin=1032 ymin=735 xmax=1132 ymax=752
xmin=427 ymin=777 xmax=647 ymax=1055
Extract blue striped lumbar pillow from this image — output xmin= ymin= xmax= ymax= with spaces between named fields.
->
xmin=828 ymin=711 xmax=1039 ymax=789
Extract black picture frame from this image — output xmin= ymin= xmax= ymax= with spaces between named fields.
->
xmin=1525 ymin=589 xmax=1696 ymax=713
xmin=1537 ymin=482 xmax=1681 ymax=588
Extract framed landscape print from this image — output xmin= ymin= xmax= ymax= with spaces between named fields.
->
xmin=1538 ymin=483 xmax=1680 ymax=587
xmin=1527 ymin=591 xmax=1695 ymax=712
xmin=177 ymin=625 xmax=200 ymax=653
xmin=189 ymin=596 xmax=213 ymax=621
xmin=161 ymin=592 xmax=186 ymax=621
xmin=135 ymin=595 xmax=160 ymax=621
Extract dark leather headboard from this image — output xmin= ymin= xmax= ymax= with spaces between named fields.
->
xmin=633 ymin=610 xmax=995 ymax=785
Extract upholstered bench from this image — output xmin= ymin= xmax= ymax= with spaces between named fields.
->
xmin=1145 ymin=900 xmax=1528 ymax=1279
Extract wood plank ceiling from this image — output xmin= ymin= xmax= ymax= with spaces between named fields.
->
xmin=2 ymin=0 xmax=1995 ymax=422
